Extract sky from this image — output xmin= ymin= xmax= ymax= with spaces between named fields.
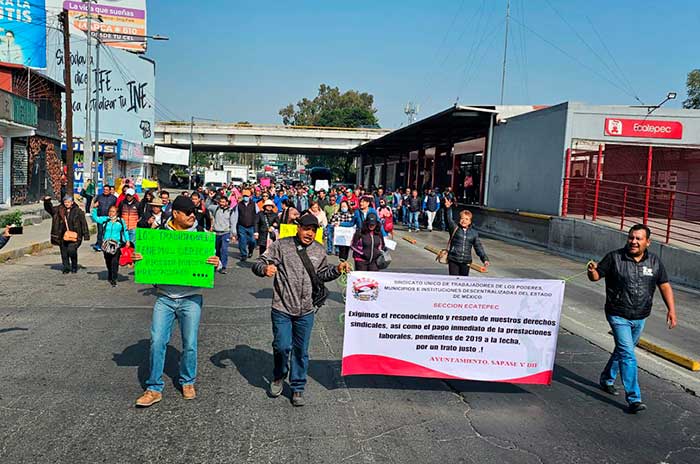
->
xmin=147 ymin=0 xmax=700 ymax=129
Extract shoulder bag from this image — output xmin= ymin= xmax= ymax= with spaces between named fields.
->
xmin=295 ymin=245 xmax=329 ymax=309
xmin=62 ymin=215 xmax=78 ymax=242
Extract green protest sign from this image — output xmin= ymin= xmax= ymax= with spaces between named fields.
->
xmin=134 ymin=228 xmax=216 ymax=288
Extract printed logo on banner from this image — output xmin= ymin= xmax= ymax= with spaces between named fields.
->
xmin=352 ymin=277 xmax=379 ymax=301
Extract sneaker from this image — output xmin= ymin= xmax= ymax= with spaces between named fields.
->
xmin=291 ymin=391 xmax=305 ymax=407
xmin=270 ymin=378 xmax=284 ymax=397
xmin=219 ymin=268 xmax=227 ymax=274
xmin=599 ymin=382 xmax=619 ymax=396
xmin=62 ymin=269 xmax=70 ymax=274
xmin=628 ymin=402 xmax=647 ymax=414
xmin=110 ymin=280 xmax=117 ymax=287
xmin=182 ymin=384 xmax=196 ymax=400
xmin=135 ymin=390 xmax=162 ymax=407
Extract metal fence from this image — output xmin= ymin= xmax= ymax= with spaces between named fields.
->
xmin=562 ymin=146 xmax=700 ymax=246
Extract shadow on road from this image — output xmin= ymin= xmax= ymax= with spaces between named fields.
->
xmin=112 ymin=339 xmax=182 ymax=390
xmin=210 ymin=344 xmax=532 ymax=395
xmin=553 ymin=364 xmax=626 ymax=411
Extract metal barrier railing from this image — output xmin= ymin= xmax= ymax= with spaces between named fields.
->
xmin=562 ymin=174 xmax=700 ymax=246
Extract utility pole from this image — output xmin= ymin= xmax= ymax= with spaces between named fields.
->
xmin=499 ymin=0 xmax=510 ymax=105
xmin=61 ymin=10 xmax=75 ymax=196
xmin=93 ymin=40 xmax=101 ymax=187
xmin=188 ymin=116 xmax=194 ymax=189
xmin=83 ymin=0 xmax=93 ymax=181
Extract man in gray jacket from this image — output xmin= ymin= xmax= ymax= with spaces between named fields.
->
xmin=208 ymin=195 xmax=238 ymax=274
xmin=253 ymin=212 xmax=351 ymax=406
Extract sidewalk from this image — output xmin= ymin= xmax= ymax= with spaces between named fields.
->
xmin=0 ymin=215 xmax=96 ymax=263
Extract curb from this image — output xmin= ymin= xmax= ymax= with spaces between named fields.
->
xmin=637 ymin=338 xmax=700 ymax=372
xmin=0 ymin=224 xmax=97 ymax=264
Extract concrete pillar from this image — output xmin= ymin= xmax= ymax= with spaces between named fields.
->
xmin=382 ymin=156 xmax=388 ymax=187
xmin=450 ymin=145 xmax=459 ymax=193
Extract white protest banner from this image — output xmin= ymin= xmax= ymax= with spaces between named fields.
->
xmin=342 ymin=272 xmax=565 ymax=385
xmin=333 ymin=226 xmax=355 ymax=246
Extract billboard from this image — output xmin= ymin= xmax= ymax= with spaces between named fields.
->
xmin=42 ymin=27 xmax=155 ymax=145
xmin=0 ymin=0 xmax=47 ymax=67
xmin=155 ymin=146 xmax=189 ymax=166
xmin=62 ymin=0 xmax=148 ymax=53
xmin=117 ymin=139 xmax=145 ymax=162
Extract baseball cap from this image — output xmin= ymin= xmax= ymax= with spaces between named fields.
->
xmin=263 ymin=199 xmax=275 ymax=208
xmin=365 ymin=213 xmax=379 ymax=226
xmin=296 ymin=212 xmax=319 ymax=228
xmin=172 ymin=195 xmax=196 ymax=214
xmin=125 ymin=188 xmax=135 ymax=196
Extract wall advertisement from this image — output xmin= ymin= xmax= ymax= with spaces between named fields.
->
xmin=342 ymin=272 xmax=565 ymax=385
xmin=0 ymin=0 xmax=47 ymax=67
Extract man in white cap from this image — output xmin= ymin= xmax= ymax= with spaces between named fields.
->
xmin=118 ymin=188 xmax=140 ymax=243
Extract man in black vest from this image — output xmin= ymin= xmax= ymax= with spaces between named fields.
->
xmin=587 ymin=224 xmax=677 ymax=413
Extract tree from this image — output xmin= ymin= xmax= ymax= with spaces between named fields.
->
xmin=279 ymin=84 xmax=380 ymax=181
xmin=683 ymin=69 xmax=700 ymax=109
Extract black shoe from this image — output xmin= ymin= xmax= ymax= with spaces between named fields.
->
xmin=291 ymin=391 xmax=305 ymax=407
xmin=239 ymin=257 xmax=248 ymax=262
xmin=219 ymin=268 xmax=227 ymax=274
xmin=110 ymin=280 xmax=117 ymax=287
xmin=70 ymin=269 xmax=78 ymax=274
xmin=628 ymin=402 xmax=647 ymax=413
xmin=62 ymin=269 xmax=70 ymax=274
xmin=599 ymin=382 xmax=619 ymax=396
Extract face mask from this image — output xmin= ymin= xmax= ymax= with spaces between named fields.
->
xmin=243 ymin=196 xmax=250 ymax=202
xmin=341 ymin=207 xmax=348 ymax=213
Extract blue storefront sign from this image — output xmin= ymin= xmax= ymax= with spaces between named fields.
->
xmin=117 ymin=139 xmax=144 ymax=163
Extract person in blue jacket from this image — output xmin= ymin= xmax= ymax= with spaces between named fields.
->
xmin=92 ymin=205 xmax=130 ymax=287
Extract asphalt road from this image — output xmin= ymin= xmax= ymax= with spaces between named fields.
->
xmin=1 ymin=233 xmax=699 ymax=464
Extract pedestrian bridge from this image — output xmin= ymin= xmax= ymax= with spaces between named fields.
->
xmin=155 ymin=122 xmax=391 ymax=155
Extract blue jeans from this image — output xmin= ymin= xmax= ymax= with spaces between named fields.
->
xmin=271 ymin=309 xmax=315 ymax=392
xmin=127 ymin=229 xmax=136 ymax=243
xmin=600 ymin=314 xmax=646 ymax=404
xmin=237 ymin=225 xmax=255 ymax=259
xmin=409 ymin=211 xmax=420 ymax=230
xmin=402 ymin=206 xmax=408 ymax=225
xmin=215 ymin=233 xmax=231 ymax=269
xmin=146 ymin=294 xmax=203 ymax=393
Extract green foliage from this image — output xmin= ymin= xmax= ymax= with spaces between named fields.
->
xmin=683 ymin=69 xmax=700 ymax=109
xmin=0 ymin=210 xmax=23 ymax=227
xmin=280 ymin=84 xmax=380 ymax=181
xmin=279 ymin=83 xmax=379 ymax=128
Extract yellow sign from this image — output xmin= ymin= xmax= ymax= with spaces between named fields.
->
xmin=279 ymin=223 xmax=323 ymax=244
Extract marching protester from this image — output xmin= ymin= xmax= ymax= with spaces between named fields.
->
xmin=443 ymin=199 xmax=489 ymax=276
xmin=377 ymin=198 xmax=394 ymax=239
xmin=191 ymin=192 xmax=212 ymax=232
xmin=587 ymin=224 xmax=677 ymax=414
xmin=309 ymin=200 xmax=328 ymax=230
xmin=91 ymin=205 xmax=129 ymax=287
xmin=407 ymin=189 xmax=422 ymax=232
xmin=160 ymin=190 xmax=172 ymax=215
xmin=44 ymin=195 xmax=90 ymax=274
xmin=252 ymin=212 xmax=351 ymax=406
xmin=422 ymin=188 xmax=441 ymax=232
xmin=323 ymin=193 xmax=339 ymax=255
xmin=209 ymin=195 xmax=238 ymax=274
xmin=351 ymin=212 xmax=385 ymax=271
xmin=351 ymin=195 xmax=378 ymax=230
xmin=280 ymin=204 xmax=300 ymax=224
xmin=117 ymin=188 xmax=140 ymax=243
xmin=236 ymin=189 xmax=257 ymax=261
xmin=138 ymin=189 xmax=156 ymax=218
xmin=92 ymin=184 xmax=117 ymax=252
xmin=133 ymin=195 xmax=221 ymax=407
xmin=330 ymin=200 xmax=354 ymax=261
xmin=82 ymin=179 xmax=95 ymax=214
xmin=137 ymin=197 xmax=169 ymax=229
xmin=255 ymin=199 xmax=279 ymax=255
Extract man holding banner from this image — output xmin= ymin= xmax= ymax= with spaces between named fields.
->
xmin=588 ymin=224 xmax=677 ymax=414
xmin=132 ymin=196 xmax=221 ymax=408
xmin=253 ymin=212 xmax=351 ymax=407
